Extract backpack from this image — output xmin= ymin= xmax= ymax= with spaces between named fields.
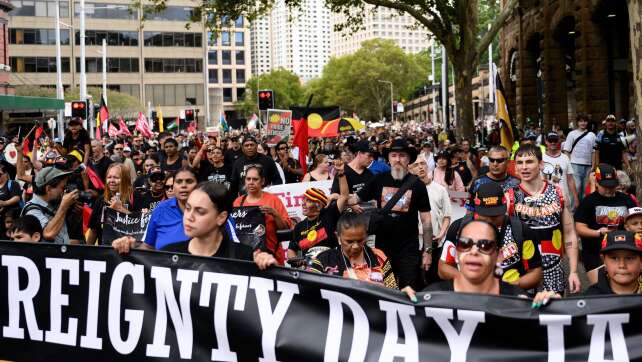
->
xmin=5 ymin=180 xmax=25 ymax=209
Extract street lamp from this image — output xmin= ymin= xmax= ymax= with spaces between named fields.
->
xmin=377 ymin=80 xmax=393 ymax=123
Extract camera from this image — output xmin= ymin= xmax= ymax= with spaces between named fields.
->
xmin=65 ymin=183 xmax=93 ymax=203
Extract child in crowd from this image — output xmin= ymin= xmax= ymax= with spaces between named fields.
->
xmin=624 ymin=207 xmax=642 ymax=233
xmin=584 ymin=230 xmax=642 ymax=295
xmin=10 ymin=215 xmax=43 ymax=243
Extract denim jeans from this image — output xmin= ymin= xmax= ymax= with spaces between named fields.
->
xmin=571 ymin=163 xmax=591 ymax=201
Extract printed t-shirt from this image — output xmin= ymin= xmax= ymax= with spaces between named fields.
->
xmin=289 ymin=203 xmax=341 ymax=254
xmin=308 ymin=247 xmax=398 ymax=289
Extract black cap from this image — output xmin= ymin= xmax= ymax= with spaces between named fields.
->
xmin=385 ymin=138 xmax=418 ymax=163
xmin=601 ymin=230 xmax=642 ymax=254
xmin=595 ymin=163 xmax=618 ymax=187
xmin=545 ymin=132 xmax=560 ymax=142
xmin=352 ymin=140 xmax=375 ymax=154
xmin=472 ymin=182 xmax=507 ymax=216
xmin=68 ymin=117 xmax=83 ymax=126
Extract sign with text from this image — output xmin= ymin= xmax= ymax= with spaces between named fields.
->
xmin=265 ymin=180 xmax=332 ymax=223
xmin=101 ymin=208 xmax=151 ymax=245
xmin=265 ymin=109 xmax=292 ymax=146
xmin=0 ymin=242 xmax=641 ymax=361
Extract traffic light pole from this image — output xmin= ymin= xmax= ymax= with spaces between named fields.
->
xmin=54 ymin=0 xmax=64 ymax=139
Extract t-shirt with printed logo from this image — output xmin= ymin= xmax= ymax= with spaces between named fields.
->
xmin=289 ymin=203 xmax=341 ymax=254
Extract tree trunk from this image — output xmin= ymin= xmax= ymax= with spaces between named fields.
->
xmin=453 ymin=63 xmax=475 ymax=141
xmin=628 ymin=0 xmax=642 ymax=201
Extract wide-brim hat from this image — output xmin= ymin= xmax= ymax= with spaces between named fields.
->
xmin=384 ymin=138 xmax=418 ymax=163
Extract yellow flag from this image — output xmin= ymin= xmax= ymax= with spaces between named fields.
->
xmin=495 ymin=74 xmax=514 ymax=151
xmin=157 ymin=106 xmax=164 ymax=132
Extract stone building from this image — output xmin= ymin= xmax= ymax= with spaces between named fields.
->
xmin=499 ymin=0 xmax=633 ymax=130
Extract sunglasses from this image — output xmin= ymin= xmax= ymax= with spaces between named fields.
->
xmin=207 ymin=149 xmax=217 ymax=153
xmin=456 ymin=237 xmax=498 ymax=254
xmin=165 ymin=184 xmax=174 ymax=190
xmin=114 ymin=148 xmax=123 ymax=151
xmin=488 ymin=157 xmax=507 ymax=164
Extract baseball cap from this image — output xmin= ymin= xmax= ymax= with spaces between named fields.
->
xmin=472 ymin=182 xmax=507 ymax=216
xmin=123 ymin=146 xmax=132 ymax=152
xmin=595 ymin=163 xmax=618 ymax=188
xmin=625 ymin=207 xmax=642 ymax=222
xmin=600 ymin=230 xmax=642 ymax=254
xmin=523 ymin=131 xmax=538 ymax=141
xmin=34 ymin=166 xmax=73 ymax=188
xmin=545 ymin=132 xmax=560 ymax=142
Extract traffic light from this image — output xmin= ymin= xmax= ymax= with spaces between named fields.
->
xmin=185 ymin=109 xmax=195 ymax=123
xmin=71 ymin=100 xmax=88 ymax=119
xmin=258 ymin=90 xmax=274 ymax=111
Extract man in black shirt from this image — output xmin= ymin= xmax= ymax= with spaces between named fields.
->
xmin=224 ymin=137 xmax=242 ymax=165
xmin=355 ymin=138 xmax=432 ymax=290
xmin=62 ymin=117 xmax=90 ymax=164
xmin=192 ymin=143 xmax=232 ymax=187
xmin=275 ymin=140 xmax=303 ymax=184
xmin=133 ymin=170 xmax=166 ymax=212
xmin=594 ymin=114 xmax=628 ymax=170
xmin=88 ymin=140 xmax=113 ymax=194
xmin=332 ymin=140 xmax=374 ymax=210
xmin=230 ymin=136 xmax=282 ymax=196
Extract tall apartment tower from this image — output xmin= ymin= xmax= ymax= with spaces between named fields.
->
xmin=331 ymin=6 xmax=431 ymax=57
xmin=249 ymin=0 xmax=330 ymax=81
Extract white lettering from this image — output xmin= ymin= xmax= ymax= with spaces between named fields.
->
xmin=587 ymin=313 xmax=630 ymax=362
xmin=199 ymin=272 xmax=249 ymax=361
xmin=44 ymin=258 xmax=79 ymax=346
xmin=379 ymin=301 xmax=418 ymax=362
xmin=250 ymin=277 xmax=299 ymax=362
xmin=146 ymin=267 xmax=199 ymax=359
xmin=539 ymin=314 xmax=571 ymax=362
xmin=80 ymin=260 xmax=107 ymax=349
xmin=2 ymin=255 xmax=42 ymax=340
xmin=108 ymin=262 xmax=144 ymax=354
xmin=424 ymin=307 xmax=485 ymax=362
xmin=320 ymin=289 xmax=369 ymax=362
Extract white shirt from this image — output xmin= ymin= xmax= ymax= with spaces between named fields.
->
xmin=562 ymin=129 xmax=596 ymax=165
xmin=542 ymin=152 xmax=574 ymax=202
xmin=418 ymin=180 xmax=452 ymax=245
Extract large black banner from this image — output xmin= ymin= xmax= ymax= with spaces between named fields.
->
xmin=1 ymin=241 xmax=642 ymax=361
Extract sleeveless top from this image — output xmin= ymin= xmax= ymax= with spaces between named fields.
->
xmin=309 ymin=173 xmax=331 ymax=182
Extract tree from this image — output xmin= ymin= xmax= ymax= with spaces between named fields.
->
xmin=167 ymin=0 xmax=518 ymax=140
xmin=627 ymin=0 xmax=642 ymax=201
xmin=14 ymin=85 xmax=144 ymax=117
xmin=236 ymin=68 xmax=306 ymax=115
xmin=308 ymin=39 xmax=427 ymax=121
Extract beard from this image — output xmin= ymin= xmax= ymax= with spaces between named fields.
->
xmin=390 ymin=165 xmax=408 ymax=180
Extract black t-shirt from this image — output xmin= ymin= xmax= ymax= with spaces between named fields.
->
xmin=331 ymin=164 xmax=373 ymax=194
xmin=574 ymin=191 xmax=637 ymax=270
xmin=442 ymin=216 xmax=542 ymax=283
xmin=132 ymin=191 xmax=165 ymax=212
xmin=0 ymin=180 xmax=22 ymax=212
xmin=198 ymin=160 xmax=232 ymax=187
xmin=161 ymin=156 xmax=184 ymax=174
xmin=424 ymin=279 xmax=526 ymax=296
xmin=455 ymin=161 xmax=473 ymax=186
xmin=90 ymin=156 xmax=114 ymax=182
xmin=289 ymin=203 xmax=342 ymax=254
xmin=280 ymin=157 xmax=301 ymax=184
xmin=63 ymin=129 xmax=90 ymax=154
xmin=230 ymin=154 xmax=283 ymax=196
xmin=224 ymin=148 xmax=242 ymax=166
xmin=160 ymin=233 xmax=253 ymax=261
xmin=357 ymin=172 xmax=430 ymax=243
xmin=133 ymin=174 xmax=148 ymax=190
xmin=595 ymin=130 xmax=625 ymax=169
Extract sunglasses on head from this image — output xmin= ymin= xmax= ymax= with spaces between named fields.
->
xmin=456 ymin=237 xmax=498 ymax=254
xmin=488 ymin=157 xmax=507 ymax=164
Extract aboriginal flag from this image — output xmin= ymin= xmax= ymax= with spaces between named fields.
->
xmin=291 ymin=106 xmax=341 ymax=138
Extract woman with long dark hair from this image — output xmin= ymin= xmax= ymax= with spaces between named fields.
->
xmin=432 ymin=150 xmax=464 ymax=192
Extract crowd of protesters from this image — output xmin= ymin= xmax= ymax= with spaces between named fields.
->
xmin=1 ymin=111 xmax=640 ymax=304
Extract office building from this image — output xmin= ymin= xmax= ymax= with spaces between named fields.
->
xmin=331 ymin=6 xmax=431 ymax=57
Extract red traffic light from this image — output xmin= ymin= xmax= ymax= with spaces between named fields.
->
xmin=185 ymin=109 xmax=194 ymax=116
xmin=72 ymin=102 xmax=85 ymax=109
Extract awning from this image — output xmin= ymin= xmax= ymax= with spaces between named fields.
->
xmin=0 ymin=95 xmax=64 ymax=110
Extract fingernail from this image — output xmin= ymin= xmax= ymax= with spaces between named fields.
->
xmin=411 ymin=295 xmax=418 ymax=303
xmin=531 ymin=302 xmax=537 ymax=308
xmin=543 ymin=298 xmax=549 ymax=305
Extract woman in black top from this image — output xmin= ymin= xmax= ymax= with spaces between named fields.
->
xmin=302 ymin=153 xmax=332 ymax=182
xmin=113 ymin=181 xmax=253 ymax=260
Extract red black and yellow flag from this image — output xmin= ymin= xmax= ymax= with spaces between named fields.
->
xmin=291 ymin=106 xmax=341 ymax=138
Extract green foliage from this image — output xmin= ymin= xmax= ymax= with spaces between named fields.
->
xmin=236 ymin=68 xmax=306 ymax=115
xmin=15 ymin=85 xmax=144 ymax=117
xmin=309 ymin=39 xmax=427 ymax=121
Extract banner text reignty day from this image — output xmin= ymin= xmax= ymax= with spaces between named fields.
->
xmin=0 ymin=255 xmax=633 ymax=362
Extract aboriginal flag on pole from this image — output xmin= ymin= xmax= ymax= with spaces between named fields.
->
xmin=495 ymin=73 xmax=515 ymax=151
xmin=291 ymin=106 xmax=341 ymax=138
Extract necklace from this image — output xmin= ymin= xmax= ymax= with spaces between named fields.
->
xmin=341 ymin=247 xmax=372 ymax=280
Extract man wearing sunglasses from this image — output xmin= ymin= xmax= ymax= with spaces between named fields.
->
xmin=465 ymin=145 xmax=519 ymax=213
xmin=275 ymin=140 xmax=303 ymax=184
xmin=439 ymin=182 xmax=543 ymax=290
xmin=132 ymin=168 xmax=166 ymax=212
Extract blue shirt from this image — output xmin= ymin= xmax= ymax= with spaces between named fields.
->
xmin=144 ymin=198 xmax=188 ymax=250
xmin=368 ymin=160 xmax=391 ymax=175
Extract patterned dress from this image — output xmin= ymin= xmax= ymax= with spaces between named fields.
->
xmin=508 ymin=182 xmax=566 ymax=292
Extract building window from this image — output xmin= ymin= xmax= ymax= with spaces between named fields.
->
xmin=221 ymin=31 xmax=230 ymax=46
xmin=143 ymin=6 xmax=193 ymax=21
xmin=235 ymin=69 xmax=245 ymax=83
xmin=142 ymin=32 xmax=200 ymax=47
xmin=75 ymin=30 xmax=138 ymax=46
xmin=10 ymin=56 xmax=70 ymax=72
xmin=235 ymin=32 xmax=244 ymax=46
xmin=10 ymin=0 xmax=69 ymax=17
xmin=236 ymin=87 xmax=245 ymax=101
xmin=208 ymin=51 xmax=217 ymax=65
xmin=234 ymin=16 xmax=243 ymax=27
xmin=208 ymin=69 xmax=218 ymax=83
xmin=75 ymin=57 xmax=139 ymax=73
xmin=221 ymin=50 xmax=231 ymax=65
xmin=10 ymin=28 xmax=70 ymax=45
xmin=145 ymin=84 xmax=204 ymax=106
xmin=223 ymin=88 xmax=232 ymax=102
xmin=74 ymin=2 xmax=137 ymax=19
xmin=234 ymin=50 xmax=244 ymax=65
xmin=222 ymin=69 xmax=232 ymax=83
xmin=144 ymin=58 xmax=202 ymax=73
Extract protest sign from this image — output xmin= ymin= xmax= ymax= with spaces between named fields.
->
xmin=230 ymin=206 xmax=266 ymax=249
xmin=265 ymin=109 xmax=292 ymax=146
xmin=101 ymin=208 xmax=151 ymax=245
xmin=265 ymin=180 xmax=332 ymax=223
